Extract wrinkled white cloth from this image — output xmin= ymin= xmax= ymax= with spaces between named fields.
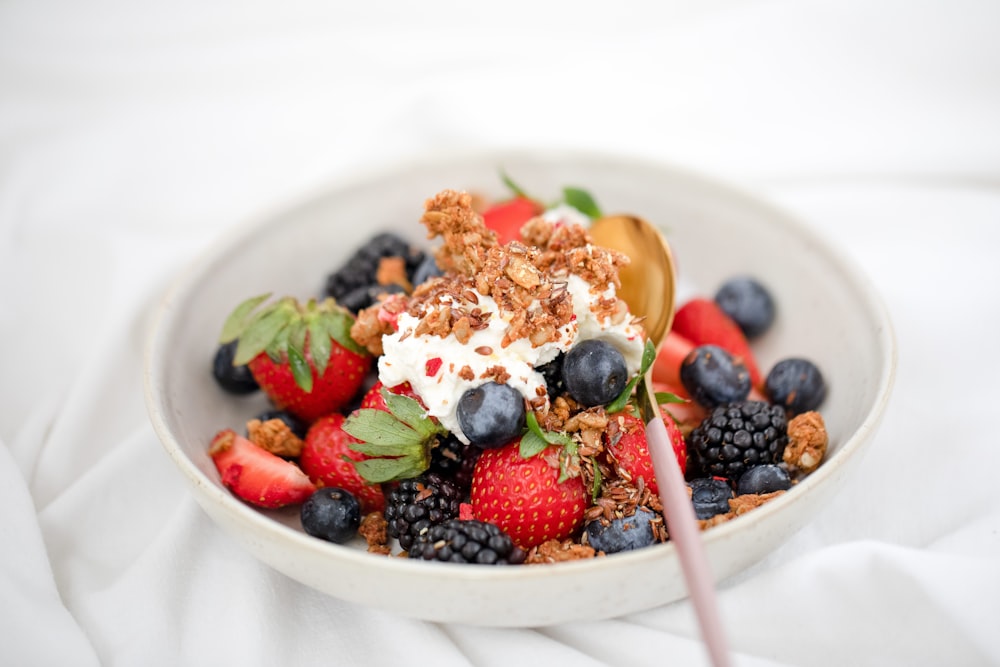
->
xmin=2 ymin=1 xmax=999 ymax=665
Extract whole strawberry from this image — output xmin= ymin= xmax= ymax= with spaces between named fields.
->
xmin=358 ymin=380 xmax=421 ymax=412
xmin=219 ymin=294 xmax=372 ymax=422
xmin=300 ymin=414 xmax=386 ymax=514
xmin=470 ymin=437 xmax=587 ymax=549
xmin=604 ymin=410 xmax=688 ymax=496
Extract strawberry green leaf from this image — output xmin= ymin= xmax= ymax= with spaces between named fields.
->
xmin=287 ymin=340 xmax=313 ymax=393
xmin=308 ymin=317 xmax=331 ymax=376
xmin=219 ymin=293 xmax=271 ymax=343
xmin=350 ymin=454 xmax=427 ymax=484
xmin=233 ymin=308 xmax=289 ymax=365
xmin=264 ymin=323 xmax=291 ymax=363
xmin=323 ymin=306 xmax=367 ymax=356
xmin=562 ymin=187 xmax=602 ymax=219
xmin=382 ymin=389 xmax=444 ymax=440
xmin=342 ymin=409 xmax=425 ymax=448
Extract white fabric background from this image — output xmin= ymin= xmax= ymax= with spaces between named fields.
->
xmin=2 ymin=1 xmax=999 ymax=665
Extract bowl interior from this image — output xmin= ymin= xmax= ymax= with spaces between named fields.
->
xmin=145 ymin=150 xmax=895 ymax=626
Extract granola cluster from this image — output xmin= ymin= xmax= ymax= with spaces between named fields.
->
xmin=351 ymin=189 xmax=639 ymax=361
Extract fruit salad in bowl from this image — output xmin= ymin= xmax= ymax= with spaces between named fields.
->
xmin=144 ymin=151 xmax=895 ymax=625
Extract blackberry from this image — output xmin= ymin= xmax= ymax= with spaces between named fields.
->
xmin=536 ymin=353 xmax=566 ymax=399
xmin=250 ymin=409 xmax=307 ymax=439
xmin=428 ymin=435 xmax=482 ymax=492
xmin=324 ymin=232 xmax=425 ymax=307
xmin=688 ymin=401 xmax=788 ymax=482
xmin=338 ymin=282 xmax=407 ymax=313
xmin=408 ymin=519 xmax=526 ymax=565
xmin=383 ymin=473 xmax=463 ymax=551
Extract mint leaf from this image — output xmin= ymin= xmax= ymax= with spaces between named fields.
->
xmin=500 ymin=169 xmax=531 ymax=199
xmin=655 ymin=391 xmax=687 ymax=405
xmin=606 ymin=340 xmax=657 ymax=414
xmin=562 ymin=187 xmax=602 ymax=219
xmin=525 ymin=411 xmax=574 ymax=447
xmin=590 ymin=457 xmax=602 ymax=502
xmin=519 ymin=430 xmax=549 ymax=458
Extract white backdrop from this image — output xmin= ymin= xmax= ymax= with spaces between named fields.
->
xmin=2 ymin=1 xmax=999 ymax=665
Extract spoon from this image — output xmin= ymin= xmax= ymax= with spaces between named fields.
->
xmin=590 ymin=215 xmax=731 ymax=667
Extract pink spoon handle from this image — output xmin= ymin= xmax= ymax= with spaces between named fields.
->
xmin=646 ymin=415 xmax=731 ymax=667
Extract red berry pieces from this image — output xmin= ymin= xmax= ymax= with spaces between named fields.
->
xmin=209 ymin=430 xmax=315 ymax=508
xmin=672 ymin=298 xmax=763 ymax=389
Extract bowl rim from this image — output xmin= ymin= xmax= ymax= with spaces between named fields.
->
xmin=143 ymin=147 xmax=898 ymax=586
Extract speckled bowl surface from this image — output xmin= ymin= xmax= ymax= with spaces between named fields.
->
xmin=144 ymin=150 xmax=896 ymax=627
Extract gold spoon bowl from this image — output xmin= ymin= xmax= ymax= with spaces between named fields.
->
xmin=589 ymin=214 xmax=676 ymax=347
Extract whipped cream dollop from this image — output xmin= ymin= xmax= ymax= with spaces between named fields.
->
xmin=378 ymin=254 xmax=645 ymax=444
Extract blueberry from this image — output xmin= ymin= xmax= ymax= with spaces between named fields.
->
xmin=300 ymin=487 xmax=361 ymax=544
xmin=562 ymin=339 xmax=629 ymax=407
xmin=679 ymin=345 xmax=751 ymax=408
xmin=250 ymin=409 xmax=308 ymax=439
xmin=212 ymin=340 xmax=259 ymax=394
xmin=456 ymin=382 xmax=526 ymax=448
xmin=585 ymin=508 xmax=658 ymax=553
xmin=765 ymin=358 xmax=826 ymax=415
xmin=410 ymin=253 xmax=443 ymax=286
xmin=737 ymin=464 xmax=791 ymax=495
xmin=714 ymin=277 xmax=776 ymax=339
xmin=688 ymin=478 xmax=734 ymax=519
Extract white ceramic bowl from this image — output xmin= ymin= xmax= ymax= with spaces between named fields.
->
xmin=144 ymin=150 xmax=896 ymax=627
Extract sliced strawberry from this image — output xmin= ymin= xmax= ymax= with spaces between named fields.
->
xmin=209 ymin=429 xmax=315 ymax=508
xmin=300 ymin=414 xmax=386 ymax=513
xmin=482 ymin=196 xmax=543 ymax=245
xmin=651 ymin=330 xmax=696 ymax=394
xmin=471 ymin=439 xmax=586 ymax=549
xmin=671 ymin=298 xmax=763 ymax=388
